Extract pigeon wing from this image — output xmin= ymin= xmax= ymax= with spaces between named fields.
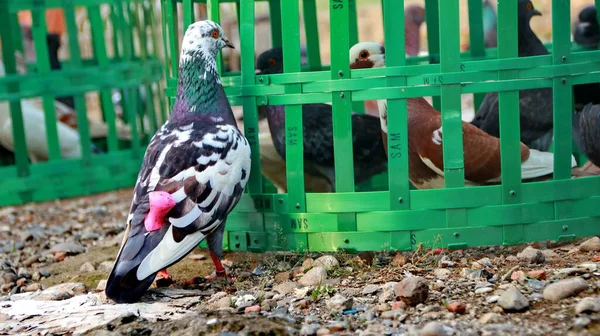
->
xmin=107 ymin=122 xmax=251 ymax=289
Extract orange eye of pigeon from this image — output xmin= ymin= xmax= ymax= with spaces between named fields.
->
xmin=211 ymin=29 xmax=219 ymax=39
xmin=268 ymin=58 xmax=277 ymax=67
xmin=359 ymin=50 xmax=370 ymax=60
xmin=525 ymin=2 xmax=533 ymax=11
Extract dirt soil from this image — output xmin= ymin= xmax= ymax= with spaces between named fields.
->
xmin=1 ymin=189 xmax=600 ymax=336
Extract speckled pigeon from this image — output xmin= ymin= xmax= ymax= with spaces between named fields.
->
xmin=105 ymin=20 xmax=251 ymax=304
xmin=256 ymin=47 xmax=387 ymax=191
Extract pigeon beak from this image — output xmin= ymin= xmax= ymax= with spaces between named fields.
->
xmin=223 ymin=39 xmax=235 ymax=49
xmin=532 ymin=9 xmax=542 ymax=16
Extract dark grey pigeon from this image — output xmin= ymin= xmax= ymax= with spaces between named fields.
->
xmin=573 ymin=103 xmax=600 ymax=167
xmin=105 ymin=20 xmax=251 ymax=304
xmin=574 ymin=5 xmax=600 ymax=48
xmin=572 ymin=5 xmax=600 ymax=111
xmin=473 ymin=0 xmax=600 ymax=151
xmin=471 ymin=0 xmax=554 ymax=151
xmin=256 ymin=47 xmax=388 ymax=191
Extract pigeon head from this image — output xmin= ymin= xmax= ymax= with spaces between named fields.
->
xmin=256 ymin=47 xmax=284 ymax=74
xmin=171 ymin=20 xmax=236 ymax=122
xmin=180 ymin=20 xmax=234 ymax=64
xmin=516 ymin=0 xmax=547 ymax=57
xmin=349 ymin=42 xmax=385 ymax=70
xmin=579 ymin=5 xmax=597 ymax=23
xmin=518 ymin=0 xmax=541 ymax=23
xmin=405 ymin=4 xmax=425 ymax=26
xmin=574 ymin=5 xmax=600 ymax=48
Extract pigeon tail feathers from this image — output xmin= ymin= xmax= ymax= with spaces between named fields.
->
xmin=572 ymin=109 xmax=585 ymax=153
xmin=519 ymin=149 xmax=577 ymax=180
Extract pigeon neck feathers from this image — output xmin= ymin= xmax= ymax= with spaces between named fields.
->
xmin=170 ymin=27 xmax=233 ymax=125
xmin=518 ymin=11 xmax=548 ymax=57
xmin=482 ymin=2 xmax=497 ymax=32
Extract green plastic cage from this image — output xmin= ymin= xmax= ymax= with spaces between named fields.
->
xmin=0 ymin=0 xmax=165 ymax=205
xmin=158 ymin=0 xmax=600 ymax=253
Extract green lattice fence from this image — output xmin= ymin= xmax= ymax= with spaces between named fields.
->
xmin=0 ymin=0 xmax=165 ymax=205
xmin=4 ymin=0 xmax=598 ymax=254
xmin=159 ymin=0 xmax=600 ymax=253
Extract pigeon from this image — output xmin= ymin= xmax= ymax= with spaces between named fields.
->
xmin=349 ymin=41 xmax=576 ymax=188
xmin=463 ymin=0 xmax=497 ymax=51
xmin=473 ymin=0 xmax=600 ymax=151
xmin=572 ymin=6 xmax=600 ymax=111
xmin=21 ymin=27 xmax=75 ymax=109
xmin=471 ymin=0 xmax=555 ymax=151
xmin=404 ymin=4 xmax=426 ymax=57
xmin=256 ymin=47 xmax=387 ymax=191
xmin=482 ymin=0 xmax=498 ymax=48
xmin=236 ymin=117 xmax=332 ymax=193
xmin=364 ymin=5 xmax=425 ymax=114
xmin=105 ymin=20 xmax=251 ymax=304
xmin=573 ymin=103 xmax=600 ymax=168
xmin=574 ymin=5 xmax=600 ymax=48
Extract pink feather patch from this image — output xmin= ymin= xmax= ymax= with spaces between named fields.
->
xmin=144 ymin=191 xmax=176 ymax=232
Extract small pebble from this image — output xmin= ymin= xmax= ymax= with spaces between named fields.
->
xmin=302 ymin=258 xmax=314 ymax=270
xmin=274 ymin=272 xmax=291 ymax=283
xmin=527 ymin=270 xmax=546 ymax=280
xmin=328 ymin=322 xmax=346 ymax=332
xmin=575 ymin=297 xmax=600 ymax=314
xmin=447 ymin=301 xmax=466 ymax=314
xmin=79 ymin=262 xmax=95 ymax=272
xmin=244 ymin=305 xmax=260 ymax=314
xmin=313 ymin=255 xmax=339 ymax=271
xmin=517 ymin=246 xmax=545 ymax=264
xmin=96 ymin=280 xmax=107 ymax=292
xmin=54 ymin=252 xmax=67 ymax=263
xmin=475 ymin=287 xmax=493 ymax=295
xmin=24 ymin=283 xmax=42 ymax=292
xmin=543 ymin=277 xmax=588 ymax=301
xmin=498 ymin=285 xmax=529 ymax=312
xmin=574 ymin=316 xmax=591 ymax=328
xmin=381 ymin=309 xmax=406 ymax=320
xmin=479 ymin=312 xmax=500 ymax=324
xmin=394 ymin=276 xmax=429 ymax=306
xmin=298 ymin=267 xmax=327 ymax=286
xmin=300 ymin=323 xmax=321 ymax=336
xmin=579 ymin=237 xmax=600 ymax=252
xmin=420 ymin=321 xmax=449 ymax=336
xmin=316 ymin=328 xmax=330 ymax=335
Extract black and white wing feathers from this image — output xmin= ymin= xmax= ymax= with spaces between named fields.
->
xmin=106 ymin=121 xmax=250 ymax=301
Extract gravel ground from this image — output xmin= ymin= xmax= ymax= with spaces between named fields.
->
xmin=1 ymin=190 xmax=600 ymax=336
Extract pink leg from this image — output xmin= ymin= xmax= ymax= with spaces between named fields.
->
xmin=157 ymin=269 xmax=172 ymax=280
xmin=207 ymin=251 xmax=234 ymax=282
xmin=155 ymin=268 xmax=175 ymax=287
